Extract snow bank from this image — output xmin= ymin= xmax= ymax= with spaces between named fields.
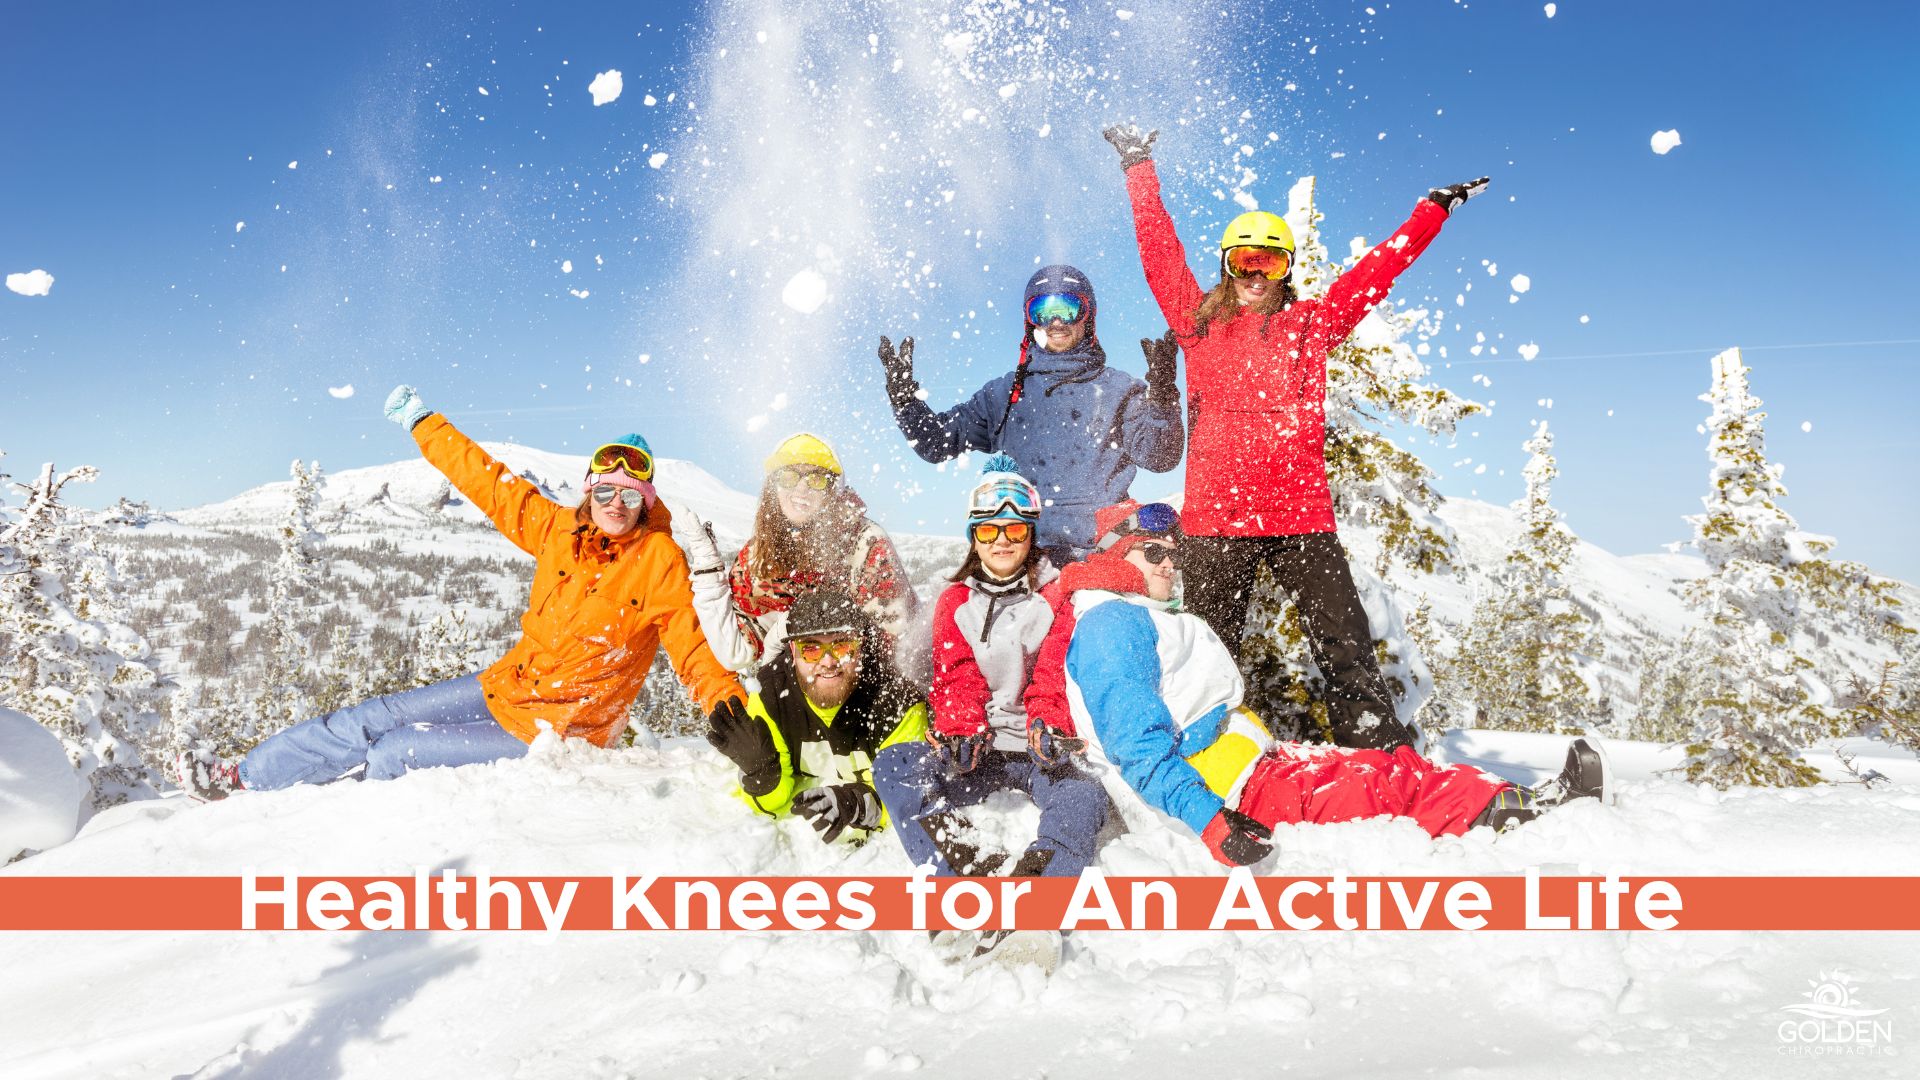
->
xmin=5 ymin=269 xmax=55 ymax=297
xmin=4 ymin=731 xmax=1919 ymax=1077
xmin=0 ymin=708 xmax=85 ymax=863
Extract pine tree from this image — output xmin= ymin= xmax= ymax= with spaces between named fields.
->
xmin=1237 ymin=177 xmax=1481 ymax=739
xmin=253 ymin=460 xmax=326 ymax=733
xmin=412 ymin=609 xmax=482 ymax=686
xmin=1679 ymin=348 xmax=1906 ymax=785
xmin=0 ymin=452 xmax=173 ymax=809
xmin=1445 ymin=421 xmax=1607 ymax=733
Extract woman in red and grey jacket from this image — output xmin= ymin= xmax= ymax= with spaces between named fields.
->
xmin=871 ymin=455 xmax=1108 ymax=898
xmin=1102 ymin=123 xmax=1489 ymax=751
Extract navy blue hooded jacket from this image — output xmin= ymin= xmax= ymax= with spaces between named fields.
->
xmin=887 ymin=265 xmax=1184 ymax=556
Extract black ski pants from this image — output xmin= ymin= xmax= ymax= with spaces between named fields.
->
xmin=1180 ymin=531 xmax=1414 ymax=750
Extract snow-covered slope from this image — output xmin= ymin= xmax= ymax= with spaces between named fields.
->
xmin=4 ymin=733 xmax=1918 ymax=1078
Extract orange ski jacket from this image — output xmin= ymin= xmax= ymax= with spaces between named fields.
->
xmin=412 ymin=414 xmax=744 ymax=746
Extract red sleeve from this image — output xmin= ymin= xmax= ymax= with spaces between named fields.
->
xmin=1312 ymin=198 xmax=1448 ymax=348
xmin=929 ymin=584 xmax=991 ymax=737
xmin=1024 ymin=582 xmax=1079 ymax=737
xmin=1123 ymin=160 xmax=1203 ymax=339
xmin=728 ymin=546 xmax=773 ymax=657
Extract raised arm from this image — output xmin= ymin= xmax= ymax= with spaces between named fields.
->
xmin=1107 ymin=127 xmax=1203 ymax=338
xmin=640 ymin=518 xmax=747 ymax=715
xmin=1314 ymin=177 xmax=1486 ymax=347
xmin=878 ymin=336 xmax=999 ymax=463
xmin=400 ymin=397 xmax=561 ymax=557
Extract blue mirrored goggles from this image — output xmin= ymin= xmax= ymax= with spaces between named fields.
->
xmin=1094 ymin=502 xmax=1181 ymax=552
xmin=1025 ymin=292 xmax=1086 ymax=327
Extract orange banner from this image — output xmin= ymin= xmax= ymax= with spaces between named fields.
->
xmin=2 ymin=873 xmax=1916 ymax=932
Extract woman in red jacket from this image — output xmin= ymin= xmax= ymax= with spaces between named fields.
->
xmin=1103 ymin=123 xmax=1488 ymax=751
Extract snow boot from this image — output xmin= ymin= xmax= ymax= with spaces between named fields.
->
xmin=176 ymin=752 xmax=244 ymax=803
xmin=967 ymin=929 xmax=1063 ymax=975
xmin=1472 ymin=737 xmax=1612 ymax=831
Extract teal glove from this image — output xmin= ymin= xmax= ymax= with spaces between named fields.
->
xmin=384 ymin=384 xmax=433 ymax=430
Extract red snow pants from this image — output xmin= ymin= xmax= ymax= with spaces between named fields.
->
xmin=1235 ymin=745 xmax=1510 ymax=838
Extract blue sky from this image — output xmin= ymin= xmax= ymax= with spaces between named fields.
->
xmin=3 ymin=1 xmax=1916 ymax=580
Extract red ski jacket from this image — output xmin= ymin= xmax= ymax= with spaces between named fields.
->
xmin=1124 ymin=160 xmax=1448 ymax=537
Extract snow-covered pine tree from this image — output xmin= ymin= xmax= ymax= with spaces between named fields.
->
xmin=1236 ymin=177 xmax=1483 ymax=740
xmin=253 ymin=459 xmax=326 ymax=733
xmin=412 ymin=609 xmax=482 ymax=686
xmin=1443 ymin=420 xmax=1607 ymax=733
xmin=0 ymin=452 xmax=173 ymax=809
xmin=1680 ymin=348 xmax=1908 ymax=785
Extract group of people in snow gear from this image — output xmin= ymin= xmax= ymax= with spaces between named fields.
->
xmin=177 ymin=126 xmax=1608 ymax=965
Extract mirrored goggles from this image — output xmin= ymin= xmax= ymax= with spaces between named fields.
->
xmin=967 ymin=478 xmax=1041 ymax=521
xmin=772 ymin=467 xmax=836 ymax=492
xmin=1223 ymin=245 xmax=1294 ymax=281
xmin=1094 ymin=501 xmax=1181 ymax=552
xmin=1024 ymin=292 xmax=1086 ymax=327
xmin=590 ymin=442 xmax=655 ymax=481
xmin=590 ymin=486 xmax=648 ymax=509
xmin=970 ymin=520 xmax=1034 ymax=545
xmin=791 ymin=636 xmax=861 ymax=663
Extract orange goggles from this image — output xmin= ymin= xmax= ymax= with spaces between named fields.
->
xmin=1223 ymin=245 xmax=1293 ymax=281
xmin=791 ymin=636 xmax=861 ymax=663
xmin=589 ymin=442 xmax=655 ymax=481
xmin=970 ymin=520 xmax=1033 ymax=545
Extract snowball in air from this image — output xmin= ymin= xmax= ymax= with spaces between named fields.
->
xmin=648 ymin=152 xmax=669 ymax=168
xmin=1651 ymin=129 xmax=1682 ymax=155
xmin=1544 ymin=3 xmax=1557 ymax=16
xmin=1518 ymin=343 xmax=1540 ymax=361
xmin=562 ymin=260 xmax=573 ymax=273
xmin=589 ymin=69 xmax=624 ymax=106
xmin=782 ymin=269 xmax=828 ymax=314
xmin=1800 ymin=420 xmax=1812 ymax=433
xmin=1509 ymin=273 xmax=1531 ymax=294
xmin=235 ymin=221 xmax=246 ymax=233
xmin=328 ymin=384 xmax=355 ymax=399
xmin=5 ymin=269 xmax=54 ymax=297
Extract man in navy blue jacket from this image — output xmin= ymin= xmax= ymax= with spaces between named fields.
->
xmin=879 ymin=264 xmax=1184 ymax=564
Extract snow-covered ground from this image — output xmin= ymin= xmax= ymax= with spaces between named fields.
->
xmin=4 ymin=732 xmax=1918 ymax=1078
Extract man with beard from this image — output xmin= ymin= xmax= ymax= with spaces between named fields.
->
xmin=704 ymin=589 xmax=929 ymax=845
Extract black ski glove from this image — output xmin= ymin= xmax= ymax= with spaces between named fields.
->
xmin=1141 ymin=331 xmax=1180 ymax=410
xmin=1027 ymin=722 xmax=1086 ymax=770
xmin=791 ymin=783 xmax=883 ymax=844
xmin=1202 ymin=807 xmax=1274 ymax=867
xmin=705 ymin=697 xmax=779 ymax=795
xmin=877 ymin=336 xmax=920 ymax=409
xmin=931 ymin=729 xmax=993 ymax=775
xmin=1426 ymin=176 xmax=1491 ymax=215
xmin=1102 ymin=124 xmax=1158 ymax=169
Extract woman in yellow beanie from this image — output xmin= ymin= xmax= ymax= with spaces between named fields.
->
xmin=680 ymin=432 xmax=921 ymax=674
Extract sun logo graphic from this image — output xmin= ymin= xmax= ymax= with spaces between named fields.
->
xmin=1777 ymin=971 xmax=1895 ymax=1056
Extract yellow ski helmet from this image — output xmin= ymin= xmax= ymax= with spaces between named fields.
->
xmin=764 ymin=432 xmax=843 ymax=476
xmin=1220 ymin=210 xmax=1294 ymax=254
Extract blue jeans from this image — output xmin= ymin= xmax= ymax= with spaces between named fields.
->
xmin=872 ymin=742 xmax=1109 ymax=879
xmin=239 ymin=675 xmax=528 ymax=790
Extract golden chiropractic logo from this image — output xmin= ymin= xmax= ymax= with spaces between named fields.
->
xmin=1776 ymin=972 xmax=1894 ymax=1057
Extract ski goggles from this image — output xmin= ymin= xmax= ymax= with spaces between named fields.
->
xmin=771 ymin=467 xmax=836 ymax=492
xmin=967 ymin=477 xmax=1041 ymax=522
xmin=589 ymin=486 xmax=649 ymax=509
xmin=1093 ymin=502 xmax=1181 ymax=552
xmin=589 ymin=442 xmax=655 ymax=482
xmin=1223 ymin=245 xmax=1293 ymax=281
xmin=970 ymin=520 xmax=1033 ymax=545
xmin=791 ymin=636 xmax=861 ymax=664
xmin=1024 ymin=292 xmax=1087 ymax=327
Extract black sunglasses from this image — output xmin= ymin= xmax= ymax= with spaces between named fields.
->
xmin=1137 ymin=542 xmax=1177 ymax=566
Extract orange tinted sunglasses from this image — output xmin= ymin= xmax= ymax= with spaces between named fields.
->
xmin=791 ymin=637 xmax=861 ymax=663
xmin=970 ymin=520 xmax=1033 ymax=545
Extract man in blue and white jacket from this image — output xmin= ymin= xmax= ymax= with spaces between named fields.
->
xmin=1042 ymin=500 xmax=1613 ymax=867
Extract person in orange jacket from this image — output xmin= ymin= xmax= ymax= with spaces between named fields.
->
xmin=175 ymin=384 xmax=746 ymax=799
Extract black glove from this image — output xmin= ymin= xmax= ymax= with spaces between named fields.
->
xmin=877 ymin=336 xmax=920 ymax=409
xmin=1027 ymin=722 xmax=1086 ymax=769
xmin=1102 ymin=124 xmax=1157 ymax=169
xmin=791 ymin=783 xmax=883 ymax=844
xmin=705 ymin=697 xmax=779 ymax=794
xmin=1202 ymin=807 xmax=1274 ymax=867
xmin=1141 ymin=331 xmax=1180 ymax=409
xmin=1426 ymin=176 xmax=1491 ymax=215
xmin=931 ymin=729 xmax=992 ymax=775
